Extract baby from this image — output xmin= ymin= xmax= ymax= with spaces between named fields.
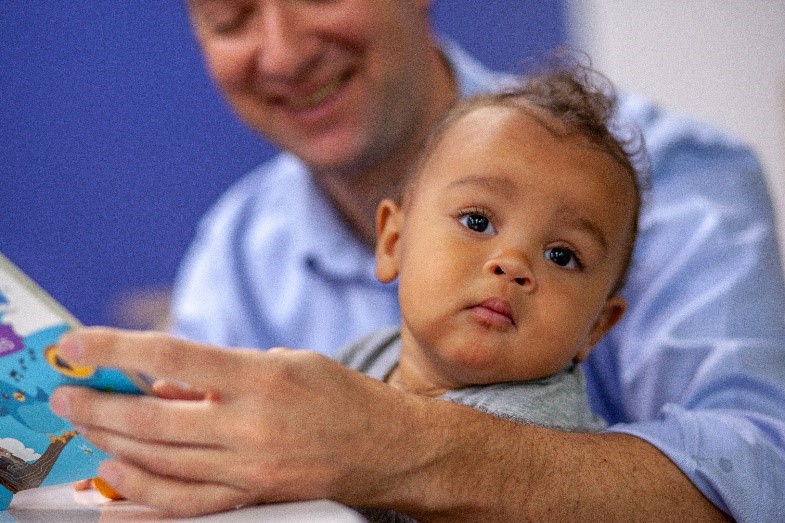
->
xmin=339 ymin=65 xmax=642 ymax=433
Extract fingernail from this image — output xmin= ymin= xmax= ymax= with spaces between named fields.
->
xmin=59 ymin=334 xmax=85 ymax=360
xmin=50 ymin=390 xmax=71 ymax=417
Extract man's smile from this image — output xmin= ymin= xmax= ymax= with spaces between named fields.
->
xmin=268 ymin=69 xmax=354 ymax=111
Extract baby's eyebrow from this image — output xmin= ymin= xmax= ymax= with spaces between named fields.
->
xmin=555 ymin=206 xmax=609 ymax=252
xmin=445 ymin=175 xmax=516 ymax=195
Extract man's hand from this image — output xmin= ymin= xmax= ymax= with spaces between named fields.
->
xmin=50 ymin=327 xmax=425 ymax=517
xmin=50 ymin=327 xmax=729 ymax=521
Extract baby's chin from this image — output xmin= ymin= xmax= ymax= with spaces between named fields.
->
xmin=401 ymin=330 xmax=556 ymax=388
xmin=428 ymin=346 xmax=572 ymax=387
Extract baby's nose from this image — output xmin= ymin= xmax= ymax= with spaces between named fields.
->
xmin=484 ymin=251 xmax=536 ymax=289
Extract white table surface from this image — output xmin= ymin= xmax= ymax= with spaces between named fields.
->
xmin=1 ymin=484 xmax=367 ymax=522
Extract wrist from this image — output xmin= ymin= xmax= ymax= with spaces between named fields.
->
xmin=361 ymin=395 xmax=533 ymax=521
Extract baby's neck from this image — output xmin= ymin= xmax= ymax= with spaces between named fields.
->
xmin=388 ymin=351 xmax=456 ymax=398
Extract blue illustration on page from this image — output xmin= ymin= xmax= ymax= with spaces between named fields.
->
xmin=0 ymin=264 xmax=142 ymax=510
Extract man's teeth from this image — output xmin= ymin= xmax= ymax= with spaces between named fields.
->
xmin=288 ymin=76 xmax=343 ymax=109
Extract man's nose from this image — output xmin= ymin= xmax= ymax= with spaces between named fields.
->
xmin=483 ymin=250 xmax=537 ymax=290
xmin=254 ymin=3 xmax=317 ymax=80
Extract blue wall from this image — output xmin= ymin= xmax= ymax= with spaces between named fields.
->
xmin=1 ymin=1 xmax=565 ymax=326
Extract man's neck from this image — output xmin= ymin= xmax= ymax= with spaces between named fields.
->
xmin=314 ymin=167 xmax=402 ymax=248
xmin=312 ymin=44 xmax=457 ymax=248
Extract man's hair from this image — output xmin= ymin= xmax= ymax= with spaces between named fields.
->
xmin=404 ymin=60 xmax=646 ymax=293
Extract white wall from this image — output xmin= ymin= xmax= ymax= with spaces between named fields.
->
xmin=567 ymin=0 xmax=785 ymax=249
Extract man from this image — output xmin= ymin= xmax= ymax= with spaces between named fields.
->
xmin=51 ymin=1 xmax=785 ymax=520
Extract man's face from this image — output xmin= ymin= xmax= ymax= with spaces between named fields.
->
xmin=376 ymin=106 xmax=635 ymax=391
xmin=187 ymin=0 xmax=435 ymax=174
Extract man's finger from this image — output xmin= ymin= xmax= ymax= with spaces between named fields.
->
xmin=51 ymin=386 xmax=226 ymax=446
xmin=75 ymin=425 xmax=242 ymax=486
xmin=97 ymin=460 xmax=255 ymax=518
xmin=56 ymin=327 xmax=255 ymax=394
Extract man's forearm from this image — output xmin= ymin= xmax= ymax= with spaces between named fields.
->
xmin=51 ymin=330 xmax=734 ymax=519
xmin=379 ymin=398 xmax=730 ymax=522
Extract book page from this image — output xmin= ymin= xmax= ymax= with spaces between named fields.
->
xmin=0 ymin=252 xmax=145 ymax=509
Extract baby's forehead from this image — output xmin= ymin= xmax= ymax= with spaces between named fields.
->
xmin=415 ymin=113 xmax=625 ymax=194
xmin=406 ymin=107 xmax=570 ymax=203
xmin=428 ymin=104 xmax=584 ymax=167
xmin=404 ymin=101 xmax=637 ymax=224
xmin=448 ymin=102 xmax=569 ymax=139
xmin=427 ymin=103 xmax=632 ymax=182
xmin=406 ymin=103 xmax=638 ymax=225
xmin=418 ymin=104 xmax=600 ymax=178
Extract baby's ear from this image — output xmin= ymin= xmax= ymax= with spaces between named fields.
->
xmin=375 ymin=199 xmax=403 ymax=283
xmin=575 ymin=295 xmax=627 ymax=362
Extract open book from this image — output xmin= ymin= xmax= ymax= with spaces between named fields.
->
xmin=0 ymin=252 xmax=148 ymax=510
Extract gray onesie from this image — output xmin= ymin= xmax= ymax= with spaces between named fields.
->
xmin=337 ymin=328 xmax=606 ymax=523
xmin=338 ymin=327 xmax=606 ymax=431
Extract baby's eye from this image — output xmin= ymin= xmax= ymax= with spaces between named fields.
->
xmin=545 ymin=247 xmax=581 ymax=269
xmin=459 ymin=213 xmax=496 ymax=234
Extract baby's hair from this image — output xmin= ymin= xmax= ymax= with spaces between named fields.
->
xmin=403 ymin=59 xmax=646 ymax=293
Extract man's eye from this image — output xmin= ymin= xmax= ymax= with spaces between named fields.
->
xmin=545 ymin=247 xmax=580 ymax=269
xmin=197 ymin=2 xmax=254 ymax=34
xmin=459 ymin=214 xmax=495 ymax=234
xmin=214 ymin=11 xmax=251 ymax=33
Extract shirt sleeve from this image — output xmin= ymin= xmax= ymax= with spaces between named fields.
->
xmin=586 ymin=102 xmax=785 ymax=522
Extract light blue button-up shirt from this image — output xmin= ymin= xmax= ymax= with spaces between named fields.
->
xmin=171 ymin=41 xmax=785 ymax=521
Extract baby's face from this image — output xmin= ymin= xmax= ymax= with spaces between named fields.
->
xmin=379 ymin=105 xmax=637 ymax=391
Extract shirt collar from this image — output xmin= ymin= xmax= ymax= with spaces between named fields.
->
xmin=284 ymin=154 xmax=378 ymax=283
